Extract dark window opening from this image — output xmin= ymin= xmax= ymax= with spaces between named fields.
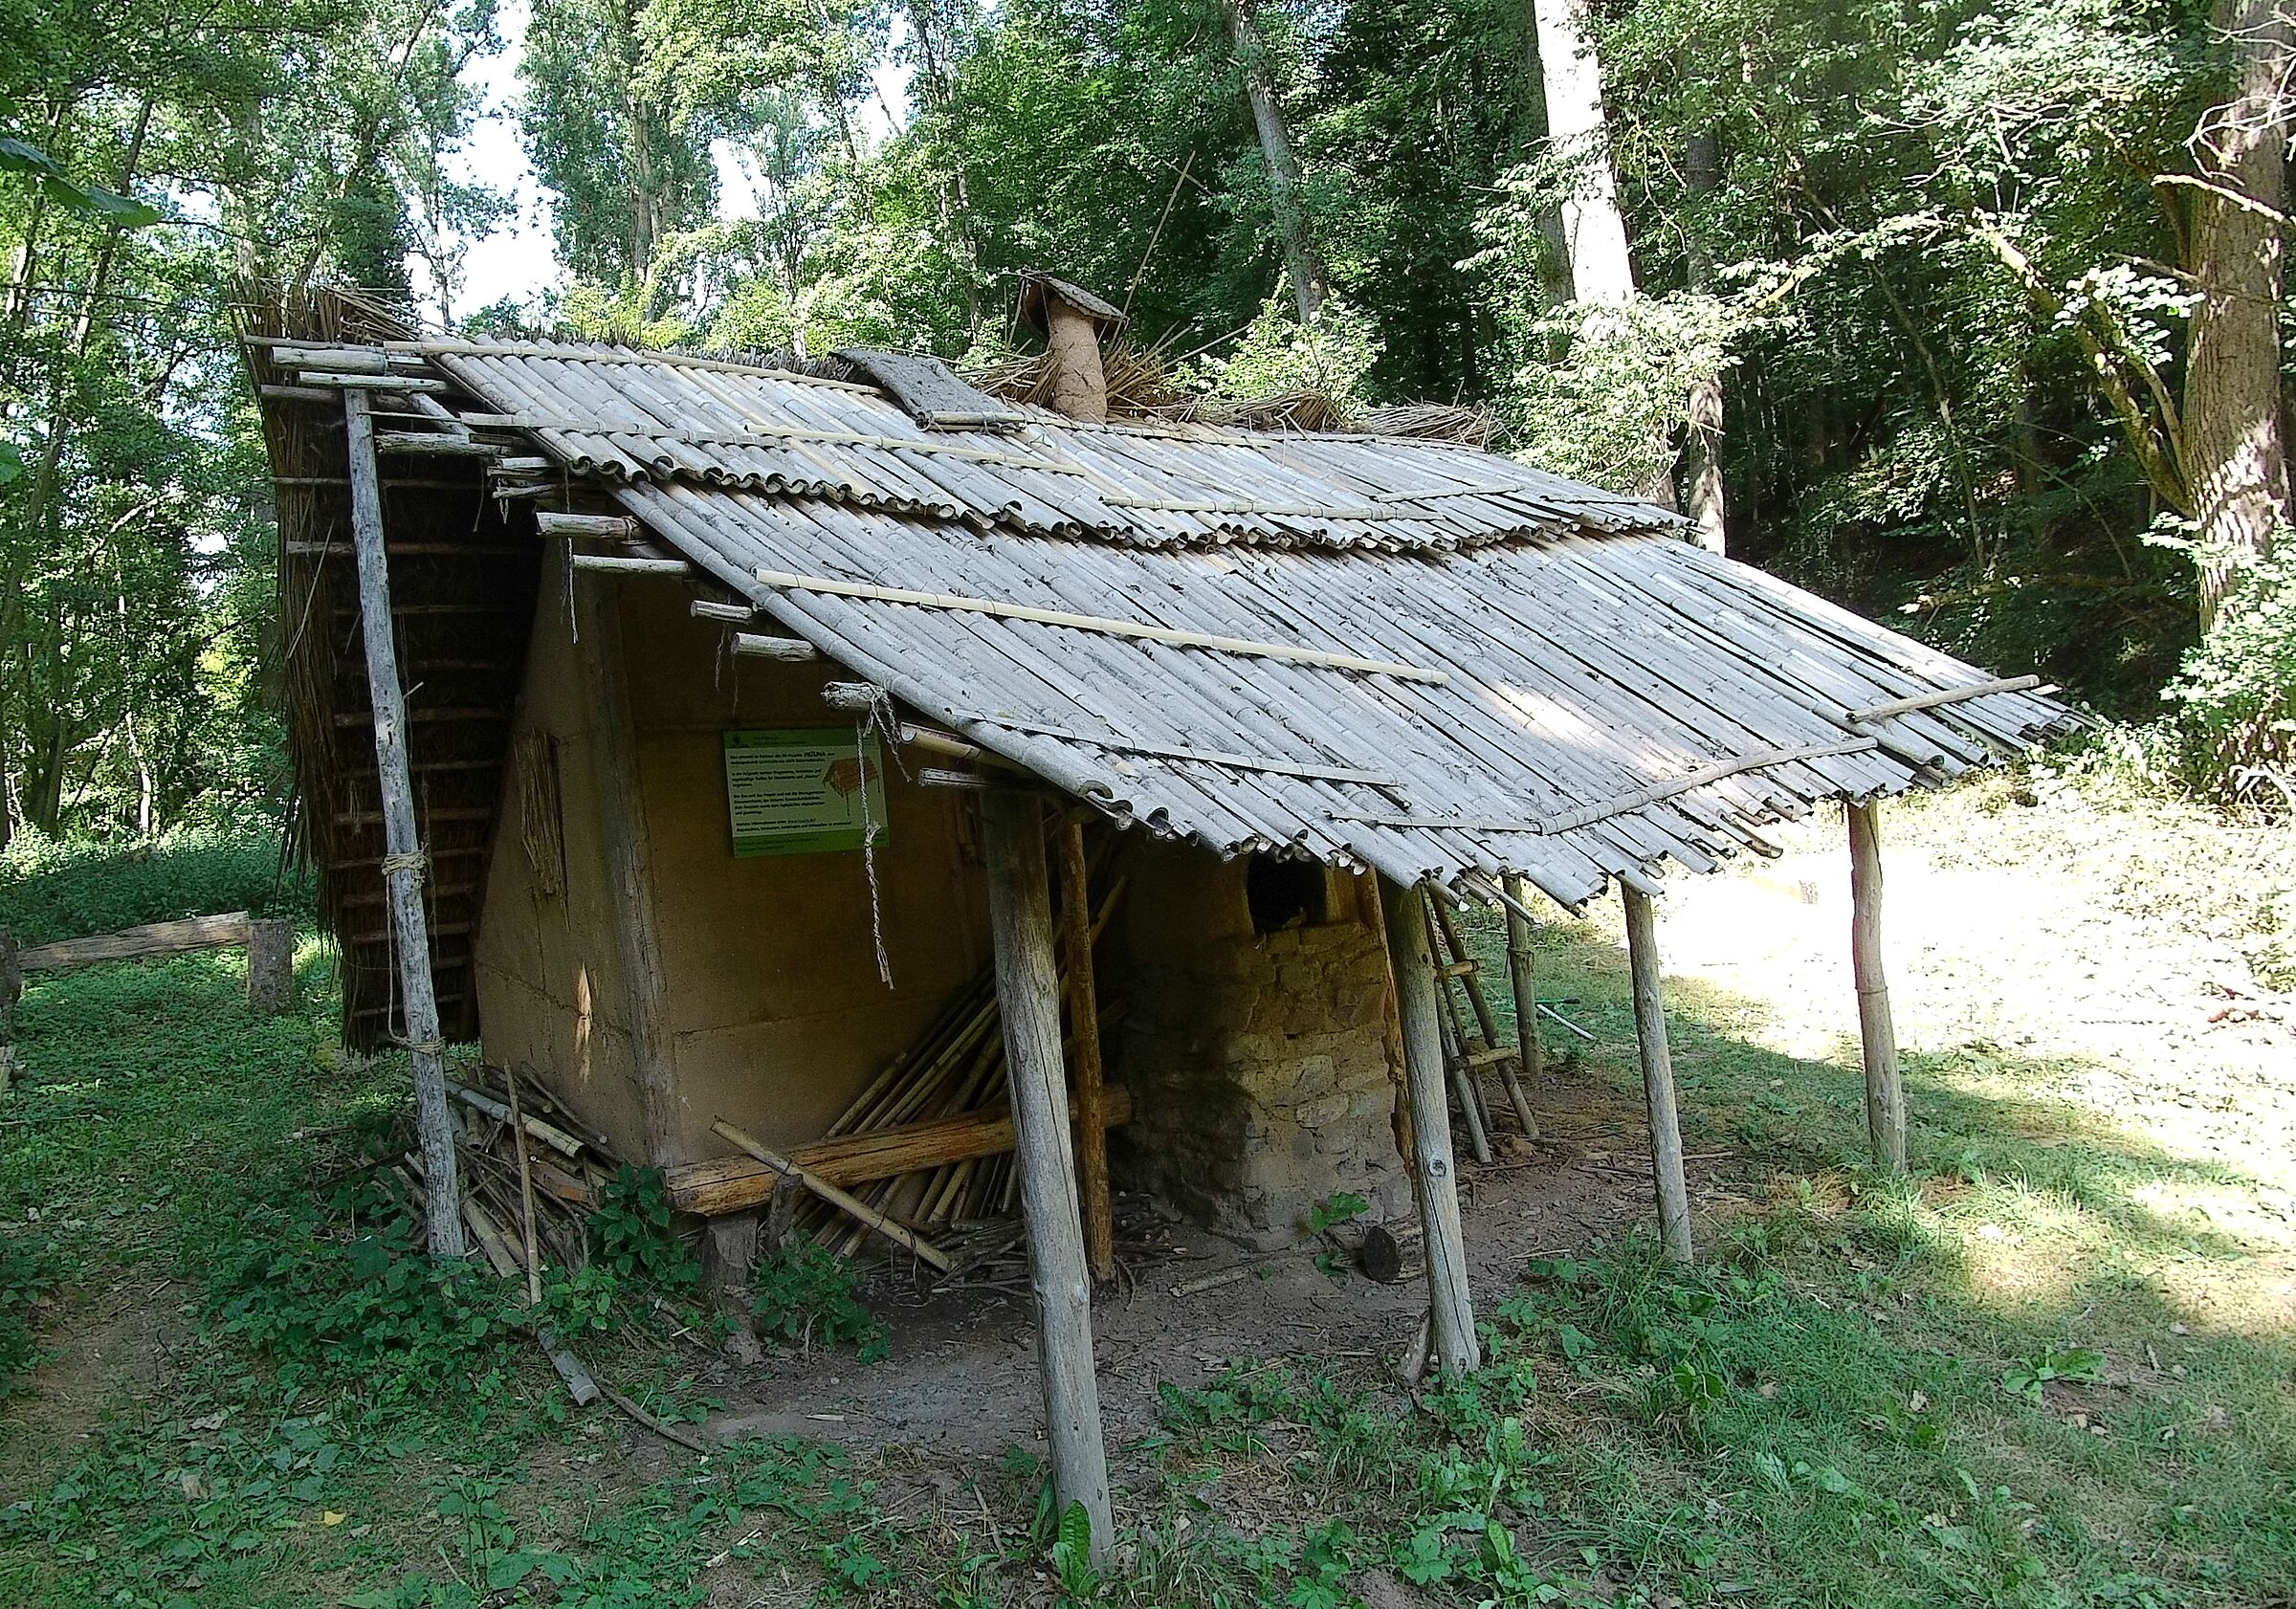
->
xmin=1247 ymin=855 xmax=1329 ymax=935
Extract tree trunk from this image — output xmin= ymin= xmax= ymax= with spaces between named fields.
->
xmin=1530 ymin=0 xmax=1635 ymax=306
xmin=2186 ymin=0 xmax=2294 ymax=629
xmin=1220 ymin=0 xmax=1330 ymax=320
xmin=1680 ymin=126 xmax=1729 ymax=554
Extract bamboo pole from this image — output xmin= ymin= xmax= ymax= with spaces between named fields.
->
xmin=713 ymin=1120 xmax=955 ymax=1271
xmin=1378 ymin=875 xmax=1480 ymax=1376
xmin=1055 ymin=815 xmax=1116 ymax=1283
xmin=1620 ymin=884 xmax=1693 ymax=1264
xmin=1847 ymin=802 xmax=1907 ymax=1171
xmin=979 ymin=788 xmax=1115 ymax=1564
xmin=1502 ymin=873 xmax=1543 ymax=1138
xmin=342 ymin=387 xmax=466 ymax=1260
xmin=506 ymin=1069 xmax=545 ymax=1306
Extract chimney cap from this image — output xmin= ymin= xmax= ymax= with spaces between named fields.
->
xmin=1018 ymin=273 xmax=1126 ymax=340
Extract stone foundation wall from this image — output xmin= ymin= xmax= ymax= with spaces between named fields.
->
xmin=1109 ymin=844 xmax=1409 ymax=1246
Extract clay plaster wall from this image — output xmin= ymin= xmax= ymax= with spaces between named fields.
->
xmin=475 ymin=575 xmax=991 ymax=1165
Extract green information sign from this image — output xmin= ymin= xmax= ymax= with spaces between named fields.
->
xmin=722 ymin=729 xmax=889 ymax=857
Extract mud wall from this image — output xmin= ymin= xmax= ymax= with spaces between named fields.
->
xmin=475 ymin=576 xmax=992 ymax=1165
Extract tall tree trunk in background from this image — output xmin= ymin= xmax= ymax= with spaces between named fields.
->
xmin=2185 ymin=0 xmax=2294 ymax=630
xmin=1220 ymin=0 xmax=1329 ymax=320
xmin=1679 ymin=126 xmax=1728 ymax=553
xmin=1530 ymin=0 xmax=1634 ymax=306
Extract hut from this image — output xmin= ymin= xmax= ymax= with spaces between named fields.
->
xmin=240 ymin=280 xmax=2073 ymax=1556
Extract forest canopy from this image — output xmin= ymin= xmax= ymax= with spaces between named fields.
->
xmin=2 ymin=0 xmax=2291 ymax=841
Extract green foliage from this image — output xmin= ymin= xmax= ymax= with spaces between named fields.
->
xmin=2157 ymin=549 xmax=2296 ymax=803
xmin=0 ymin=1228 xmax=58 ymax=1394
xmin=750 ymin=1234 xmax=888 ymax=1360
xmin=205 ymin=1174 xmax=528 ymax=1403
xmin=1181 ymin=296 xmax=1383 ymax=413
xmin=2000 ymin=1346 xmax=2107 ymax=1404
xmin=0 ymin=827 xmax=310 ymax=945
xmin=590 ymin=1164 xmax=698 ymax=1290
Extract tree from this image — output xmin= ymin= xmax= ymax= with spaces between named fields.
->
xmin=2183 ymin=0 xmax=2293 ymax=628
xmin=1219 ymin=0 xmax=1328 ymax=320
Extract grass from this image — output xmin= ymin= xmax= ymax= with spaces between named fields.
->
xmin=0 ymin=771 xmax=2291 ymax=1607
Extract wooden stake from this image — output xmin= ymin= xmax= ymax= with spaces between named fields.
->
xmin=1378 ymin=875 xmax=1480 ymax=1377
xmin=343 ymin=388 xmax=466 ymax=1260
xmin=979 ymin=789 xmax=1115 ymax=1564
xmin=1847 ymin=801 xmax=1907 ymax=1171
xmin=246 ymin=917 xmax=294 ymax=1015
xmin=506 ymin=1069 xmax=545 ymax=1306
xmin=1502 ymin=874 xmax=1543 ymax=1137
xmin=1055 ymin=815 xmax=1116 ymax=1284
xmin=1620 ymin=884 xmax=1692 ymax=1264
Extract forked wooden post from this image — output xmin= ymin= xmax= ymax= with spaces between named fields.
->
xmin=1378 ymin=875 xmax=1480 ymax=1376
xmin=1619 ymin=884 xmax=1692 ymax=1264
xmin=343 ymin=387 xmax=466 ymax=1259
xmin=1846 ymin=801 xmax=1907 ymax=1171
xmin=1502 ymin=873 xmax=1543 ymax=1132
xmin=1054 ymin=814 xmax=1116 ymax=1283
xmin=979 ymin=789 xmax=1115 ymax=1563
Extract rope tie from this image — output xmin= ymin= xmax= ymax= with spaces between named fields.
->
xmin=400 ymin=1036 xmax=447 ymax=1057
xmin=850 ymin=689 xmax=902 ymax=991
xmin=379 ymin=849 xmax=427 ymax=878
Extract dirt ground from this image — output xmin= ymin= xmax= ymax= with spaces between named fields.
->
xmin=702 ymin=1087 xmax=1702 ymax=1477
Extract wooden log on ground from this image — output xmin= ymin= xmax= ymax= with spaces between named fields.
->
xmin=979 ymin=788 xmax=1115 ymax=1564
xmin=246 ymin=918 xmax=294 ymax=1015
xmin=1055 ymin=816 xmax=1116 ymax=1284
xmin=1847 ymin=801 xmax=1907 ymax=1171
xmin=711 ymin=1120 xmax=955 ymax=1272
xmin=664 ymin=1086 xmax=1134 ymax=1216
xmin=344 ymin=387 xmax=466 ymax=1260
xmin=18 ymin=912 xmax=252 ymax=971
xmin=1620 ymin=883 xmax=1693 ymax=1264
xmin=1379 ymin=875 xmax=1480 ymax=1376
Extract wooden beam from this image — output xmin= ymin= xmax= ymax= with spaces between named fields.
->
xmin=1378 ymin=875 xmax=1479 ymax=1376
xmin=711 ymin=1121 xmax=955 ymax=1270
xmin=536 ymin=511 xmax=639 ymax=540
xmin=569 ymin=555 xmax=688 ymax=576
xmin=729 ymin=631 xmax=818 ymax=661
xmin=1056 ymin=816 xmax=1116 ymax=1283
xmin=374 ymin=431 xmax=501 ymax=458
xmin=1847 ymin=801 xmax=1906 ymax=1171
xmin=979 ymin=788 xmax=1114 ymax=1563
xmin=574 ymin=573 xmax=679 ymax=1166
xmin=343 ymin=386 xmax=467 ymax=1260
xmin=1620 ymin=884 xmax=1692 ymax=1264
xmin=1503 ymin=872 xmax=1543 ymax=1134
xmin=664 ymin=1086 xmax=1136 ymax=1216
xmin=17 ymin=911 xmax=251 ymax=971
xmin=1846 ymin=674 xmax=2042 ymax=724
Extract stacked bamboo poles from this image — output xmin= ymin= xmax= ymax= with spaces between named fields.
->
xmin=792 ymin=865 xmax=1127 ymax=1260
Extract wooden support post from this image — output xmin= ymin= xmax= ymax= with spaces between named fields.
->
xmin=1847 ymin=801 xmax=1907 ymax=1172
xmin=1379 ymin=875 xmax=1480 ymax=1376
xmin=1503 ymin=874 xmax=1544 ymax=1133
xmin=343 ymin=388 xmax=466 ymax=1259
xmin=1620 ymin=884 xmax=1692 ymax=1265
xmin=980 ymin=789 xmax=1115 ymax=1563
xmin=1055 ymin=815 xmax=1116 ymax=1284
xmin=246 ymin=918 xmax=294 ymax=1015
xmin=573 ymin=573 xmax=678 ymax=1165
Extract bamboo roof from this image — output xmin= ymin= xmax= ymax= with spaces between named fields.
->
xmin=249 ymin=328 xmax=2078 ymax=916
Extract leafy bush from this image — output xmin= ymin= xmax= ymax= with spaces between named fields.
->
xmin=591 ymin=1165 xmax=697 ymax=1290
xmin=205 ymin=1174 xmax=526 ymax=1401
xmin=751 ymin=1236 xmax=887 ymax=1361
xmin=2158 ymin=550 xmax=2296 ymax=807
xmin=0 ymin=827 xmax=313 ymax=946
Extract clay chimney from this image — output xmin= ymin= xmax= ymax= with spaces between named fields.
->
xmin=1018 ymin=274 xmax=1126 ymax=424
